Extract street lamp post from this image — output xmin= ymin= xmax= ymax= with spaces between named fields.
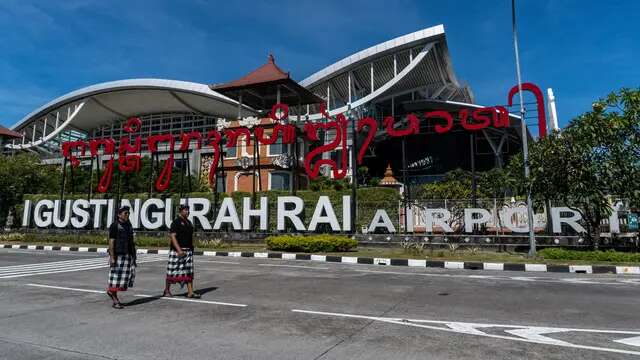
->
xmin=511 ymin=0 xmax=537 ymax=257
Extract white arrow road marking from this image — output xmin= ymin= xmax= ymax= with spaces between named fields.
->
xmin=444 ymin=322 xmax=492 ymax=336
xmin=292 ymin=309 xmax=640 ymax=356
xmin=615 ymin=336 xmax=640 ymax=347
xmin=505 ymin=327 xmax=571 ymax=346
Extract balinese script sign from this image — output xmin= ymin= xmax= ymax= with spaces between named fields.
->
xmin=21 ymin=196 xmax=614 ymax=235
xmin=60 ymin=83 xmax=548 ymax=193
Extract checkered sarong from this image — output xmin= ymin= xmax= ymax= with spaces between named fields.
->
xmin=166 ymin=249 xmax=194 ymax=285
xmin=107 ymin=254 xmax=136 ymax=292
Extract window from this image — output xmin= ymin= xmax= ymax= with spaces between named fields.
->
xmin=268 ymin=137 xmax=286 ymax=156
xmin=225 ymin=143 xmax=237 ymax=158
xmin=330 ymin=148 xmax=346 ymax=169
xmin=269 ymin=172 xmax=291 ymax=191
xmin=214 ymin=175 xmax=226 ymax=193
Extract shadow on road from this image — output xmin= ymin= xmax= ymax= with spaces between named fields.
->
xmin=122 ymin=296 xmax=161 ymax=307
xmin=195 ymin=286 xmax=218 ymax=295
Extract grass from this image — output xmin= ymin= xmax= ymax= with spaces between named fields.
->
xmin=1 ymin=232 xmax=639 ymax=266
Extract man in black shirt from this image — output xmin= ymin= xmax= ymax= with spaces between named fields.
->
xmin=164 ymin=204 xmax=200 ymax=298
xmin=106 ymin=206 xmax=136 ymax=309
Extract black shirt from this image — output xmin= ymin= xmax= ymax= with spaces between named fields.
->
xmin=169 ymin=216 xmax=194 ymax=250
xmin=108 ymin=220 xmax=134 ymax=255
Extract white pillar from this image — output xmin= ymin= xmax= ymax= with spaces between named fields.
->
xmin=370 ymin=63 xmax=374 ymax=93
xmin=393 ymin=54 xmax=397 ymax=76
xmin=547 ymin=88 xmax=559 ymax=131
xmin=348 ymin=71 xmax=352 ymax=104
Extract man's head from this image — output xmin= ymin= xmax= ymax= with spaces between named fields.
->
xmin=178 ymin=204 xmax=189 ymax=218
xmin=117 ymin=206 xmax=130 ymax=222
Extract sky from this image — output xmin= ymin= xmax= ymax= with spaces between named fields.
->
xmin=0 ymin=0 xmax=638 ymax=129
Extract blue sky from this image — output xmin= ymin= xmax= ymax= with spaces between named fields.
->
xmin=0 ymin=0 xmax=637 ymax=129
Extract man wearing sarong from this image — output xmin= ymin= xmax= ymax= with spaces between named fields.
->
xmin=164 ymin=204 xmax=200 ymax=298
xmin=106 ymin=206 xmax=136 ymax=309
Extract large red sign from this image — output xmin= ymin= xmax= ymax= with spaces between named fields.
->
xmin=61 ymin=83 xmax=546 ymax=192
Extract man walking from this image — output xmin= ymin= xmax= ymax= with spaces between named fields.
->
xmin=106 ymin=206 xmax=136 ymax=309
xmin=164 ymin=204 xmax=200 ymax=298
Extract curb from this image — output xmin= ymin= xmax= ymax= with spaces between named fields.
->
xmin=3 ymin=244 xmax=640 ymax=275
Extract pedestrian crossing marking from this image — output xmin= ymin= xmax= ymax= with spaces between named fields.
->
xmin=0 ymin=254 xmax=165 ymax=279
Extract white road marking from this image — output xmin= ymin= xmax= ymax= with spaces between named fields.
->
xmin=292 ymin=309 xmax=640 ymax=356
xmin=505 ymin=327 xmax=571 ymax=346
xmin=3 ymin=250 xmax=100 ymax=257
xmin=615 ymin=336 xmax=640 ymax=348
xmin=133 ymin=294 xmax=247 ymax=307
xmin=258 ymin=264 xmax=329 ymax=270
xmin=24 ymin=283 xmax=247 ymax=307
xmin=353 ymin=269 xmax=633 ymax=286
xmin=0 ymin=255 xmax=164 ymax=279
xmin=26 ymin=283 xmax=105 ymax=294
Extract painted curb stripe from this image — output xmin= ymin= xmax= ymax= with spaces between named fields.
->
xmin=547 ymin=265 xmax=570 ymax=273
xmin=3 ymin=244 xmax=639 ymax=276
xmin=592 ymin=266 xmax=616 ymax=274
xmin=504 ymin=263 xmax=526 ymax=272
xmin=408 ymin=259 xmax=427 ymax=267
xmin=483 ymin=263 xmax=504 ymax=271
xmin=390 ymin=259 xmax=408 ymax=266
xmin=464 ymin=262 xmax=484 ymax=270
xmin=616 ymin=266 xmax=640 ymax=275
xmin=569 ymin=265 xmax=593 ymax=274
xmin=341 ymin=256 xmax=358 ymax=264
xmin=525 ymin=264 xmax=547 ymax=272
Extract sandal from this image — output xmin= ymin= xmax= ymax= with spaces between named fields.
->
xmin=163 ymin=289 xmax=173 ymax=297
xmin=186 ymin=293 xmax=201 ymax=299
xmin=112 ymin=302 xmax=124 ymax=309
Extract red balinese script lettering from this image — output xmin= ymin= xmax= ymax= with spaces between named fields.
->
xmin=60 ymin=83 xmax=547 ymax=192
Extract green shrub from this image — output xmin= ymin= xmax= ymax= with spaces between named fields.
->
xmin=539 ymin=248 xmax=640 ymax=263
xmin=265 ymin=234 xmax=357 ymax=252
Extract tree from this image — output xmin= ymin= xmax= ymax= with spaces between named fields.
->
xmin=524 ymin=88 xmax=640 ymax=248
xmin=0 ymin=153 xmax=61 ymax=225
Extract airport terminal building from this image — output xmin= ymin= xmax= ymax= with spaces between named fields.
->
xmin=2 ymin=25 xmax=534 ymax=194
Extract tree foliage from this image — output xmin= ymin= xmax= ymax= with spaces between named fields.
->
xmin=525 ymin=88 xmax=640 ymax=246
xmin=0 ymin=153 xmax=61 ymax=224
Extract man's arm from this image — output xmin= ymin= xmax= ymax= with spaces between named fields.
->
xmin=169 ymin=232 xmax=184 ymax=257
xmin=108 ymin=238 xmax=116 ymax=264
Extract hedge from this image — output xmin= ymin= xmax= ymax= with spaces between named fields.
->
xmin=265 ymin=234 xmax=358 ymax=252
xmin=539 ymin=248 xmax=640 ymax=263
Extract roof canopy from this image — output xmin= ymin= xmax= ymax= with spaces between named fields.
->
xmin=6 ymin=79 xmax=254 ymax=151
xmin=210 ymin=55 xmax=323 ymax=110
xmin=0 ymin=125 xmax=21 ymax=139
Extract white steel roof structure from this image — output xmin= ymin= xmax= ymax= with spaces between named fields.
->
xmin=299 ymin=24 xmax=474 ymax=118
xmin=5 ymin=24 xmax=507 ymax=154
xmin=5 ymin=79 xmax=253 ymax=152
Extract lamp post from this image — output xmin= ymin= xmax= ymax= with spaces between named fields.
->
xmin=511 ymin=0 xmax=536 ymax=257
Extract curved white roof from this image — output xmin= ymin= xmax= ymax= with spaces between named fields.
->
xmin=7 ymin=25 xmax=475 ymax=151
xmin=6 ymin=79 xmax=256 ymax=150
xmin=301 ymin=25 xmax=447 ymax=88
xmin=11 ymin=79 xmax=249 ymax=131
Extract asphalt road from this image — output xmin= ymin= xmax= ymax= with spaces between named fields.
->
xmin=0 ymin=248 xmax=639 ymax=360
